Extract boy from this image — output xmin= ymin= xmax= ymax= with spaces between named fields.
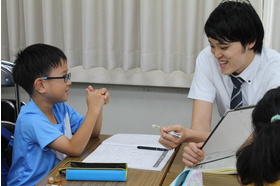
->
xmin=8 ymin=43 xmax=110 ymax=185
xmin=158 ymin=0 xmax=280 ymax=166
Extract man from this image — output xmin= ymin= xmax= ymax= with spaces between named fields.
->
xmin=158 ymin=0 xmax=280 ymax=167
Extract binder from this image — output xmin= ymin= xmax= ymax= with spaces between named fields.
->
xmin=188 ymin=106 xmax=255 ymax=174
xmin=59 ymin=161 xmax=127 ymax=181
xmin=200 ymin=105 xmax=255 ymax=165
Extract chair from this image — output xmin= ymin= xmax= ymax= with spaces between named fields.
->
xmin=1 ymin=100 xmax=17 ymax=123
xmin=1 ymin=61 xmax=21 ymax=186
xmin=1 ymin=60 xmax=22 ymax=117
xmin=1 ymin=60 xmax=16 ymax=88
xmin=1 ymin=99 xmax=26 ymax=123
xmin=2 ymin=99 xmax=26 ymax=108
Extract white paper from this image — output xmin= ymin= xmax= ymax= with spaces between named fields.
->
xmin=83 ymin=134 xmax=174 ymax=171
xmin=101 ymin=133 xmax=165 ymax=147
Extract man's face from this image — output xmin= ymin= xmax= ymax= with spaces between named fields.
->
xmin=208 ymin=37 xmax=255 ymax=75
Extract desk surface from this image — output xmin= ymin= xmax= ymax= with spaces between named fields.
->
xmin=162 ymin=143 xmax=240 ymax=186
xmin=37 ymin=136 xmax=240 ymax=186
xmin=37 ymin=135 xmax=180 ymax=186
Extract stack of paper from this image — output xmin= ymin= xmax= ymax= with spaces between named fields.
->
xmin=83 ymin=133 xmax=175 ymax=171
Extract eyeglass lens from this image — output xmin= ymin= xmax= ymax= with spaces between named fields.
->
xmin=64 ymin=73 xmax=71 ymax=82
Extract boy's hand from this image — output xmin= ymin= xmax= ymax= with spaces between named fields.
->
xmin=85 ymin=86 xmax=110 ymax=109
xmin=182 ymin=142 xmax=204 ymax=167
xmin=100 ymin=88 xmax=110 ymax=105
xmin=85 ymin=86 xmax=105 ymax=110
xmin=86 ymin=86 xmax=110 ymax=105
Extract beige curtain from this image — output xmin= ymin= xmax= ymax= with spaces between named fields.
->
xmin=1 ymin=0 xmax=222 ymax=74
xmin=262 ymin=0 xmax=280 ymax=50
xmin=1 ymin=0 xmax=278 ymax=86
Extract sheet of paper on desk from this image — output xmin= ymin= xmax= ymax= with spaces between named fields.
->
xmin=83 ymin=133 xmax=174 ymax=171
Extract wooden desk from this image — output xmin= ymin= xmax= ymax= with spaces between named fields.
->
xmin=161 ymin=143 xmax=240 ymax=186
xmin=37 ymin=135 xmax=180 ymax=186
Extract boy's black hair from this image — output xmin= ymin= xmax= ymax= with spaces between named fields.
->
xmin=204 ymin=0 xmax=264 ymax=54
xmin=236 ymin=87 xmax=280 ymax=186
xmin=12 ymin=43 xmax=67 ymax=96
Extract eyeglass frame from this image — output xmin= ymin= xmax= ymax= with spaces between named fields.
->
xmin=40 ymin=73 xmax=71 ymax=82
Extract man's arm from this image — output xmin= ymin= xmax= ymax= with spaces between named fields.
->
xmin=181 ymin=99 xmax=214 ymax=167
xmin=158 ymin=99 xmax=213 ymax=149
xmin=187 ymin=99 xmax=213 ymax=142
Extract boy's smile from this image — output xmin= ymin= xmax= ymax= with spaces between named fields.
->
xmin=208 ymin=38 xmax=256 ymax=75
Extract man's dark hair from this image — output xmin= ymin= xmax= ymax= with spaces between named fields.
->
xmin=12 ymin=43 xmax=67 ymax=96
xmin=204 ymin=0 xmax=264 ymax=54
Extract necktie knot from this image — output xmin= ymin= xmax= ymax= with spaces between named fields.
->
xmin=230 ymin=75 xmax=244 ymax=89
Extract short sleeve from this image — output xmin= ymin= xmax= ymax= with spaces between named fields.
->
xmin=20 ymin=113 xmax=63 ymax=150
xmin=188 ymin=47 xmax=217 ymax=103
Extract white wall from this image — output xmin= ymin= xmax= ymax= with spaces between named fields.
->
xmin=1 ymin=83 xmax=220 ymax=135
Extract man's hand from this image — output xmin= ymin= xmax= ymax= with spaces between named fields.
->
xmin=182 ymin=142 xmax=204 ymax=167
xmin=158 ymin=125 xmax=185 ymax=149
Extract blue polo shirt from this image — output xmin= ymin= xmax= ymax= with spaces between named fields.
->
xmin=8 ymin=99 xmax=84 ymax=186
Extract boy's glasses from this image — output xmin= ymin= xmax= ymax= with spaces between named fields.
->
xmin=41 ymin=73 xmax=71 ymax=82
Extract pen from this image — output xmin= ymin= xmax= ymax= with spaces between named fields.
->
xmin=152 ymin=124 xmax=181 ymax=138
xmin=137 ymin=146 xmax=168 ymax=151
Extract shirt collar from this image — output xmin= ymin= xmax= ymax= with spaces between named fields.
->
xmin=231 ymin=53 xmax=261 ymax=85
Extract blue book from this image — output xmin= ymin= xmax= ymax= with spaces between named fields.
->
xmin=59 ymin=161 xmax=127 ymax=182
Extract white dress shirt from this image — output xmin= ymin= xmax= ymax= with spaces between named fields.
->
xmin=188 ymin=46 xmax=280 ymax=117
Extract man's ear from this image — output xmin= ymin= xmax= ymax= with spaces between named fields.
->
xmin=34 ymin=78 xmax=46 ymax=93
xmin=248 ymin=40 xmax=256 ymax=50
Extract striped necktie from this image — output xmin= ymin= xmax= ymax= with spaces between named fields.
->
xmin=230 ymin=75 xmax=244 ymax=109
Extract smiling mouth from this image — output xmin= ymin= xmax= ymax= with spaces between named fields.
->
xmin=219 ymin=60 xmax=228 ymax=68
xmin=219 ymin=60 xmax=228 ymax=64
